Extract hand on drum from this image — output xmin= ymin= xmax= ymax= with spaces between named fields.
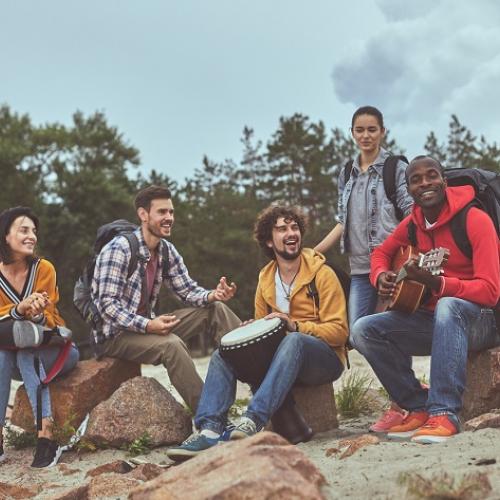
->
xmin=264 ymin=312 xmax=296 ymax=332
xmin=208 ymin=277 xmax=237 ymax=303
xmin=146 ymin=314 xmax=180 ymax=335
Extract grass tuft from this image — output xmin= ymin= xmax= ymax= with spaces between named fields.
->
xmin=398 ymin=471 xmax=492 ymax=499
xmin=335 ymin=370 xmax=374 ymax=418
xmin=4 ymin=425 xmax=37 ymax=449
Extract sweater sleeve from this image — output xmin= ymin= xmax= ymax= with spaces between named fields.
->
xmin=296 ymin=266 xmax=348 ymax=348
xmin=34 ymin=260 xmax=66 ymax=328
xmin=370 ymin=217 xmax=412 ymax=287
xmin=254 ymin=279 xmax=268 ymax=320
xmin=439 ymin=208 xmax=500 ymax=306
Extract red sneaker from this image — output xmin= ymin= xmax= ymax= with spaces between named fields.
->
xmin=411 ymin=414 xmax=459 ymax=444
xmin=386 ymin=411 xmax=429 ymax=439
xmin=369 ymin=408 xmax=407 ymax=433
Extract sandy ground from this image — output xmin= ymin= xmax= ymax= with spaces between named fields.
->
xmin=1 ymin=352 xmax=500 ymax=499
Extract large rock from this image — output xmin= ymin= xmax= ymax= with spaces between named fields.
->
xmin=464 ymin=410 xmax=500 ymax=431
xmin=11 ymin=357 xmax=141 ymax=432
xmin=462 ymin=347 xmax=500 ymax=421
xmin=85 ymin=376 xmax=191 ymax=448
xmin=129 ymin=432 xmax=327 ymax=500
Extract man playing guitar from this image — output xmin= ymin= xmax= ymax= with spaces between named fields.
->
xmin=350 ymin=156 xmax=500 ymax=443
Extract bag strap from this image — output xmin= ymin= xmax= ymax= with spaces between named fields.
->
xmin=123 ymin=233 xmax=140 ymax=278
xmin=382 ymin=155 xmax=408 ymax=221
xmin=450 ymin=204 xmax=473 ymax=260
xmin=343 ymin=160 xmax=354 ymax=185
xmin=35 ymin=339 xmax=73 ymax=431
xmin=160 ymin=240 xmax=170 ymax=280
xmin=306 ymin=277 xmax=320 ymax=309
xmin=407 ymin=220 xmax=418 ymax=247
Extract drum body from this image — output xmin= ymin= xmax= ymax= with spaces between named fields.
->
xmin=219 ymin=318 xmax=286 ymax=385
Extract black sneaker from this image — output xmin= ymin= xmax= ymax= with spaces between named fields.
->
xmin=31 ymin=438 xmax=62 ymax=468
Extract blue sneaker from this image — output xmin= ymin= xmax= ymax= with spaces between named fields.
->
xmin=229 ymin=417 xmax=258 ymax=440
xmin=220 ymin=423 xmax=236 ymax=442
xmin=166 ymin=432 xmax=219 ymax=462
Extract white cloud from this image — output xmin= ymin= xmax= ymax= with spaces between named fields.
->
xmin=332 ymin=0 xmax=500 ymax=155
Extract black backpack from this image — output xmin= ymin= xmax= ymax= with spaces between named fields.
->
xmin=344 ymin=155 xmax=409 ymax=221
xmin=407 ymin=167 xmax=500 ymax=259
xmin=73 ymin=219 xmax=169 ymax=328
xmin=307 ymin=264 xmax=351 ymax=314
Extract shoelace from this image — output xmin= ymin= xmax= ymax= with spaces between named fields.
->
xmin=237 ymin=421 xmax=256 ymax=433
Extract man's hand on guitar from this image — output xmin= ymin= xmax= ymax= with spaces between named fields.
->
xmin=377 ymin=271 xmax=397 ymax=298
xmin=403 ymin=257 xmax=442 ymax=291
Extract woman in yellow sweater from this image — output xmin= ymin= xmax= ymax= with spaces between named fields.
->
xmin=0 ymin=207 xmax=79 ymax=468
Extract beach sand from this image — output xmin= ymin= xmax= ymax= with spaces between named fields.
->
xmin=1 ymin=351 xmax=499 ymax=499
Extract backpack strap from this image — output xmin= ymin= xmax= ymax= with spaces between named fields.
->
xmin=382 ymin=155 xmax=408 ymax=221
xmin=306 ymin=277 xmax=320 ymax=309
xmin=122 ymin=233 xmax=140 ymax=278
xmin=407 ymin=220 xmax=418 ymax=248
xmin=450 ymin=204 xmax=473 ymax=260
xmin=160 ymin=240 xmax=170 ymax=280
xmin=343 ymin=160 xmax=354 ymax=185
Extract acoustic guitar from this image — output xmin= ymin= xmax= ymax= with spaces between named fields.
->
xmin=376 ymin=246 xmax=450 ymax=314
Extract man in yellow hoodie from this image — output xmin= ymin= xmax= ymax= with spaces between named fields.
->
xmin=167 ymin=204 xmax=348 ymax=461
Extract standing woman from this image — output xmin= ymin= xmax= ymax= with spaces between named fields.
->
xmin=315 ymin=107 xmax=413 ymax=431
xmin=316 ymin=106 xmax=412 ymax=325
xmin=0 ymin=207 xmax=79 ymax=468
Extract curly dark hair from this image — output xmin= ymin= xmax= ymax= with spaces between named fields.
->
xmin=253 ymin=203 xmax=307 ymax=260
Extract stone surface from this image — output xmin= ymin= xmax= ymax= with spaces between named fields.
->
xmin=86 ymin=459 xmax=134 ymax=477
xmin=85 ymin=376 xmax=192 ymax=448
xmin=269 ymin=383 xmax=338 ymax=435
xmin=87 ymin=474 xmax=141 ymax=499
xmin=129 ymin=431 xmax=327 ymax=500
xmin=462 ymin=347 xmax=500 ymax=421
xmin=11 ymin=357 xmax=141 ymax=431
xmin=464 ymin=410 xmax=500 ymax=431
xmin=129 ymin=463 xmax=167 ymax=482
xmin=0 ymin=482 xmax=41 ymax=499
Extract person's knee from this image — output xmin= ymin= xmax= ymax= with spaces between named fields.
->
xmin=161 ymin=334 xmax=189 ymax=361
xmin=434 ymin=297 xmax=466 ymax=323
xmin=349 ymin=316 xmax=371 ymax=351
xmin=280 ymin=332 xmax=304 ymax=354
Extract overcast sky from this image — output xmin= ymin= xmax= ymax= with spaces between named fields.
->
xmin=2 ymin=0 xmax=499 ymax=182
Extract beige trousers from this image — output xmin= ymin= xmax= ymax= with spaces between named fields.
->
xmin=102 ymin=302 xmax=240 ymax=412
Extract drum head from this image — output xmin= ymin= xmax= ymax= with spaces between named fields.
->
xmin=221 ymin=317 xmax=282 ymax=347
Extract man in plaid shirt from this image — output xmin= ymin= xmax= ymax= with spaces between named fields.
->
xmin=91 ymin=185 xmax=240 ymax=412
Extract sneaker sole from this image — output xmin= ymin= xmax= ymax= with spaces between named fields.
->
xmin=166 ymin=449 xmax=199 ymax=462
xmin=411 ymin=435 xmax=452 ymax=444
xmin=386 ymin=430 xmax=417 ymax=440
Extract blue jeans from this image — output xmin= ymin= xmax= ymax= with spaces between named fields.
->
xmin=195 ymin=332 xmax=344 ymax=433
xmin=349 ymin=274 xmax=378 ymax=327
xmin=0 ymin=345 xmax=80 ymax=427
xmin=350 ymin=297 xmax=500 ymax=416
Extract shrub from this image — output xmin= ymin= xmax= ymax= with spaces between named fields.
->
xmin=335 ymin=370 xmax=374 ymax=418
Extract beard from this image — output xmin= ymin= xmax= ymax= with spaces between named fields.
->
xmin=146 ymin=222 xmax=166 ymax=239
xmin=273 ymin=243 xmax=302 ymax=261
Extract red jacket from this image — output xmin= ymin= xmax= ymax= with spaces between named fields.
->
xmin=370 ymin=186 xmax=500 ymax=310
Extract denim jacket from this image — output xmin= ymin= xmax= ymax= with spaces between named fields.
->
xmin=336 ymin=148 xmax=413 ymax=254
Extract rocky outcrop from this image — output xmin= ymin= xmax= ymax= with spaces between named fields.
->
xmin=464 ymin=410 xmax=500 ymax=431
xmin=85 ymin=376 xmax=192 ymax=448
xmin=11 ymin=357 xmax=141 ymax=431
xmin=129 ymin=431 xmax=327 ymax=500
xmin=462 ymin=347 xmax=500 ymax=421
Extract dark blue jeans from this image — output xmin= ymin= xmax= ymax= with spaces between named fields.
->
xmin=349 ymin=274 xmax=378 ymax=327
xmin=350 ymin=297 xmax=500 ymax=416
xmin=195 ymin=332 xmax=344 ymax=433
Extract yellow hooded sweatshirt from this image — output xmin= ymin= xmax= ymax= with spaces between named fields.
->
xmin=254 ymin=248 xmax=348 ymax=366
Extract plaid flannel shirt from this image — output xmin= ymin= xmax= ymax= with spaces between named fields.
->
xmin=91 ymin=228 xmax=211 ymax=342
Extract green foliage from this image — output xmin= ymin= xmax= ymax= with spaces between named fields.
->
xmin=124 ymin=432 xmax=153 ymax=456
xmin=4 ymin=425 xmax=37 ymax=449
xmin=1 ymin=104 xmax=499 ymax=358
xmin=398 ymin=471 xmax=492 ymax=499
xmin=228 ymin=398 xmax=250 ymax=419
xmin=335 ymin=370 xmax=374 ymax=418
